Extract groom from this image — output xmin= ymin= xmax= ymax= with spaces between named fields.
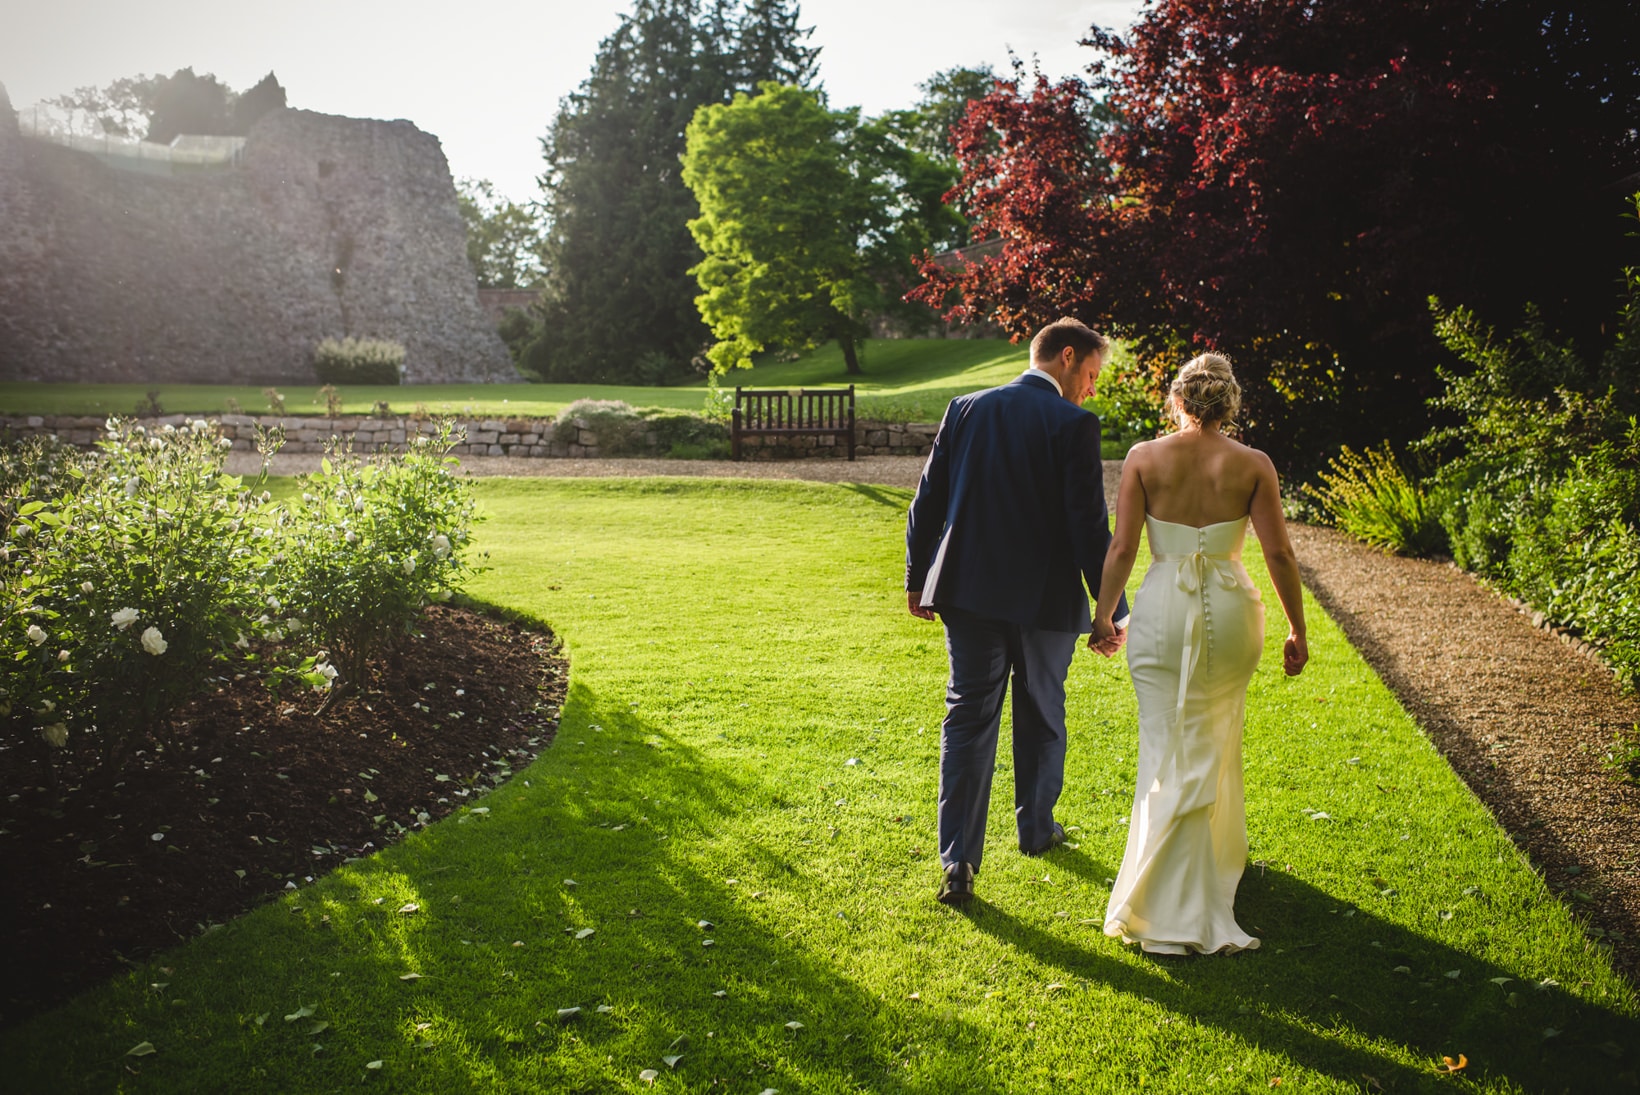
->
xmin=906 ymin=317 xmax=1128 ymax=906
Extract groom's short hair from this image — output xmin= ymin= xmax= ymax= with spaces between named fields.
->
xmin=1030 ymin=317 xmax=1109 ymax=364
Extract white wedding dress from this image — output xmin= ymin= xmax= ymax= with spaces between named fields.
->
xmin=1104 ymin=515 xmax=1264 ymax=955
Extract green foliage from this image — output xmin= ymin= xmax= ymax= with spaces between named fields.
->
xmin=455 ymin=178 xmax=545 ymax=290
xmin=1086 ymin=342 xmax=1166 ymax=442
xmin=551 ymin=399 xmax=727 ymax=457
xmin=272 ymin=424 xmax=481 ymax=702
xmin=683 ymin=82 xmax=967 ymax=376
xmin=311 ymin=337 xmax=406 ymax=386
xmin=1305 ymin=443 xmax=1446 ymax=556
xmin=1419 ymin=255 xmax=1640 ymax=687
xmin=1 ymin=420 xmax=272 ymax=771
xmin=527 ymin=0 xmax=818 ymax=385
xmin=1605 ymin=725 xmax=1640 ymax=785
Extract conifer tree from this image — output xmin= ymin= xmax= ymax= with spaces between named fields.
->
xmin=525 ymin=0 xmax=818 ymax=384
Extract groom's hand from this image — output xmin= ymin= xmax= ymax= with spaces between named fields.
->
xmin=907 ymin=591 xmax=936 ymax=621
xmin=1088 ymin=618 xmax=1126 ymax=657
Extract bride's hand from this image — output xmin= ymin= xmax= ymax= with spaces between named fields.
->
xmin=1088 ymin=615 xmax=1123 ymax=657
xmin=1283 ymin=631 xmax=1308 ymax=676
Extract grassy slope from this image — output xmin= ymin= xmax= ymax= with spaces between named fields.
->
xmin=0 ymin=339 xmax=1030 ymax=423
xmin=1 ymin=478 xmax=1635 ymax=1094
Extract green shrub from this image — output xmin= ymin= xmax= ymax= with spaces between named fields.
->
xmin=551 ymin=401 xmax=728 ymax=457
xmin=1304 ymin=443 xmax=1446 ymax=556
xmin=1605 ymin=725 xmax=1640 ymax=785
xmin=272 ymin=423 xmax=481 ymax=708
xmin=1 ymin=420 xmax=273 ymax=772
xmin=1418 ymin=246 xmax=1640 ymax=689
xmin=312 ymin=337 xmax=407 ymax=386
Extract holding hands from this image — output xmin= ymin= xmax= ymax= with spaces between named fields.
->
xmin=1089 ymin=613 xmax=1127 ymax=658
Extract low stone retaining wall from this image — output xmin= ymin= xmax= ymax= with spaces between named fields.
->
xmin=0 ymin=413 xmax=939 ymax=460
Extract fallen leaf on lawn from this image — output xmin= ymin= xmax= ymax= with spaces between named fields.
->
xmin=557 ymin=1007 xmax=581 ymax=1020
xmin=1439 ymin=1054 xmax=1467 ymax=1073
xmin=1542 ymin=1027 xmax=1561 ymax=1040
xmin=366 ymin=1060 xmax=383 ymax=1070
xmin=1489 ymin=976 xmax=1512 ymax=987
xmin=702 ymin=939 xmax=715 ymax=947
xmin=308 ymin=1021 xmax=329 ymax=1035
xmin=1443 ymin=970 xmax=1461 ymax=979
xmin=759 ymin=1090 xmax=779 ymax=1095
xmin=697 ymin=920 xmax=715 ymax=930
xmin=663 ymin=1054 xmax=683 ymax=1068
xmin=254 ymin=1013 xmax=269 ymax=1026
xmin=575 ymin=928 xmax=595 ymax=940
xmin=512 ymin=941 xmax=525 ymax=948
xmin=414 ymin=1022 xmax=431 ymax=1032
xmin=785 ymin=1021 xmax=804 ymax=1031
xmin=398 ymin=903 xmax=419 ymax=915
xmin=470 ymin=807 xmax=489 ymax=815
xmin=1047 ymin=983 xmax=1065 ymax=992
xmin=1536 ymin=978 xmax=1560 ymax=991
xmin=234 ymin=869 xmax=246 ymax=879
xmin=712 ymin=990 xmax=727 ymax=998
xmin=845 ymin=758 xmax=859 ymax=766
xmin=907 ymin=992 xmax=920 ymax=1001
xmin=564 ymin=879 xmax=577 ymax=887
xmin=639 ymin=1069 xmax=659 ymax=1084
xmin=1392 ymin=966 xmax=1411 ymax=975
xmin=126 ymin=1041 xmax=156 ymax=1057
xmin=285 ymin=1005 xmax=316 ymax=1021
xmin=596 ymin=1005 xmax=614 ymax=1014
xmin=399 ymin=973 xmax=421 ymax=982
xmin=1269 ymin=1080 xmax=1282 ymax=1088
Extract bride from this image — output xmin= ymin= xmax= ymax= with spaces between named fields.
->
xmin=1092 ymin=353 xmax=1308 ymax=955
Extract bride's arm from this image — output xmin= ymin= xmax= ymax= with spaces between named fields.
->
xmin=1247 ymin=450 xmax=1308 ymax=676
xmin=1094 ymin=451 xmax=1146 ymax=632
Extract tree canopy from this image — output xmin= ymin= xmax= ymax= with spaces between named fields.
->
xmin=523 ymin=0 xmax=819 ymax=385
xmin=43 ymin=69 xmax=287 ymax=143
xmin=912 ymin=0 xmax=1640 ymax=467
xmin=456 ymin=178 xmax=545 ymax=290
xmin=683 ymin=83 xmax=966 ymax=375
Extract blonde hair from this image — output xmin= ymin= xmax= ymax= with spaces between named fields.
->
xmin=1169 ymin=352 xmax=1241 ymax=428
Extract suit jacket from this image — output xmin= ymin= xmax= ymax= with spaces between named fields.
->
xmin=905 ymin=371 xmax=1128 ymax=633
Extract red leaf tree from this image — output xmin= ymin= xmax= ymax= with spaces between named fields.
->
xmin=911 ymin=0 xmax=1640 ymax=466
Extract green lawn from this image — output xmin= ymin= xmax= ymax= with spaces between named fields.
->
xmin=2 ymin=478 xmax=1634 ymax=1093
xmin=0 ymin=339 xmax=1040 ymax=423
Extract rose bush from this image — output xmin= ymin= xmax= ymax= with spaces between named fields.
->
xmin=271 ymin=422 xmax=482 ymax=710
xmin=2 ymin=420 xmax=276 ymax=773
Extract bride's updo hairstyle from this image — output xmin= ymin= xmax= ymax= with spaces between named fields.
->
xmin=1169 ymin=352 xmax=1241 ymax=429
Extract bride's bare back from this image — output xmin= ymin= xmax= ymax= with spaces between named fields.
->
xmin=1127 ymin=430 xmax=1266 ymax=528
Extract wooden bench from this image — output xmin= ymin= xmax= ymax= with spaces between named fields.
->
xmin=732 ymin=385 xmax=856 ymax=461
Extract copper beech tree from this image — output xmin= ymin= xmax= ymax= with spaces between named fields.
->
xmin=910 ymin=0 xmax=1640 ymax=467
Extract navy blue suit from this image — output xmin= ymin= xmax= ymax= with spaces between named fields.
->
xmin=905 ymin=372 xmax=1127 ymax=870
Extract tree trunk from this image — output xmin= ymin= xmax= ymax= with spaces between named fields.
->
xmin=838 ymin=334 xmax=863 ymax=376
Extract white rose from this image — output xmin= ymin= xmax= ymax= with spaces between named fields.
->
xmin=403 ymin=556 xmax=416 ymax=575
xmin=40 ymin=723 xmax=68 ymax=748
xmin=80 ymin=581 xmax=94 ymax=594
xmin=26 ymin=624 xmax=47 ymax=646
xmin=267 ymin=596 xmax=281 ymax=611
xmin=124 ymin=477 xmax=140 ymax=498
xmin=345 ymin=530 xmax=357 ymax=544
xmin=57 ymin=649 xmax=70 ymax=663
xmin=259 ymin=490 xmax=272 ymax=504
xmin=219 ymin=437 xmax=233 ymax=450
xmin=190 ymin=419 xmax=208 ymax=433
xmin=354 ymin=497 xmax=365 ymax=512
xmin=162 ymin=423 xmax=177 ymax=434
xmin=234 ymin=632 xmax=250 ymax=649
xmin=112 ymin=607 xmax=139 ymax=630
xmin=265 ymin=628 xmax=284 ymax=643
xmin=431 ymin=534 xmax=451 ymax=559
xmin=140 ymin=626 xmax=168 ymax=656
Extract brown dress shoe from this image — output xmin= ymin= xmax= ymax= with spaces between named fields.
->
xmin=937 ymin=861 xmax=976 ymax=905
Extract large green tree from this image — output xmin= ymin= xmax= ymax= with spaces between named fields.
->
xmin=43 ymin=69 xmax=285 ymax=141
xmin=456 ymin=178 xmax=546 ymax=289
xmin=524 ymin=0 xmax=819 ymax=384
xmin=683 ymin=83 xmax=963 ymax=374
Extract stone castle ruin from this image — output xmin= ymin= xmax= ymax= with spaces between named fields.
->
xmin=0 ymin=82 xmax=513 ymax=385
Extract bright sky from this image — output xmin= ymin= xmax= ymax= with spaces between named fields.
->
xmin=2 ymin=0 xmax=1144 ymax=203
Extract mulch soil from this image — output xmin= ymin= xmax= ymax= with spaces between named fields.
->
xmin=0 ymin=605 xmax=567 ymax=1031
xmin=1287 ymin=523 xmax=1640 ymax=983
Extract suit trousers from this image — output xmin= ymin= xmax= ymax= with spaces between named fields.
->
xmin=937 ymin=606 xmax=1079 ymax=872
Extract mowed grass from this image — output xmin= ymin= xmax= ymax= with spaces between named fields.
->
xmin=2 ymin=478 xmax=1635 ymax=1093
xmin=0 ymin=339 xmax=1033 ymax=423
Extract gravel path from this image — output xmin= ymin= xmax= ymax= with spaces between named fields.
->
xmin=242 ymin=452 xmax=1639 ymax=980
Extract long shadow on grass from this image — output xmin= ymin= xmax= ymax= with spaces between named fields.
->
xmin=0 ymin=679 xmax=1007 ymax=1093
xmin=967 ymin=859 xmax=1639 ymax=1093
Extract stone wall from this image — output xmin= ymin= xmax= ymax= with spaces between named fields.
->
xmin=0 ymin=82 xmax=513 ymax=386
xmin=0 ymin=414 xmax=938 ymax=461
